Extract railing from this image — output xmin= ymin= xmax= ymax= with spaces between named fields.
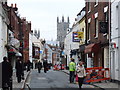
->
xmin=84 ymin=67 xmax=110 ymax=83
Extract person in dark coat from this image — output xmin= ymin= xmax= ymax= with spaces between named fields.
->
xmin=27 ymin=60 xmax=31 ymax=72
xmin=2 ymin=56 xmax=13 ymax=90
xmin=43 ymin=60 xmax=48 ymax=73
xmin=15 ymin=57 xmax=23 ymax=83
xmin=37 ymin=61 xmax=42 ymax=73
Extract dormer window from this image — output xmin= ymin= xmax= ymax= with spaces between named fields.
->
xmin=94 ymin=0 xmax=98 ymax=7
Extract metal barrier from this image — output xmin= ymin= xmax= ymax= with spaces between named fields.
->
xmin=53 ymin=64 xmax=65 ymax=70
xmin=84 ymin=67 xmax=110 ymax=83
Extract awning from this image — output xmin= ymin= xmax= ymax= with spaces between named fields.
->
xmin=8 ymin=46 xmax=22 ymax=56
xmin=8 ymin=46 xmax=17 ymax=53
xmin=84 ymin=43 xmax=100 ymax=54
xmin=15 ymin=52 xmax=22 ymax=57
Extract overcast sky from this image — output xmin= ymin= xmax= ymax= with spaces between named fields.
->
xmin=8 ymin=0 xmax=85 ymax=41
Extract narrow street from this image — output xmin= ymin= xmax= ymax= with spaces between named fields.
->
xmin=25 ymin=69 xmax=101 ymax=89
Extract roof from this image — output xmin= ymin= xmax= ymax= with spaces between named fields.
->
xmin=77 ymin=7 xmax=86 ymax=16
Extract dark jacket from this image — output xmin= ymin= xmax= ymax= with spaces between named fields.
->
xmin=37 ymin=62 xmax=42 ymax=69
xmin=43 ymin=61 xmax=48 ymax=68
xmin=15 ymin=60 xmax=23 ymax=77
xmin=2 ymin=60 xmax=13 ymax=84
xmin=27 ymin=60 xmax=31 ymax=71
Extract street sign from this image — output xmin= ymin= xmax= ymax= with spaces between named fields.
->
xmin=40 ymin=50 xmax=43 ymax=54
xmin=72 ymin=32 xmax=81 ymax=42
xmin=77 ymin=32 xmax=84 ymax=39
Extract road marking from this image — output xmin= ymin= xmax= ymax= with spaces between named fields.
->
xmin=37 ymin=77 xmax=47 ymax=80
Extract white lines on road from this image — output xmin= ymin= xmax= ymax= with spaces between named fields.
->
xmin=37 ymin=77 xmax=47 ymax=80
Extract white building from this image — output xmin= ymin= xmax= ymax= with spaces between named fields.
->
xmin=0 ymin=2 xmax=9 ymax=62
xmin=111 ymin=0 xmax=120 ymax=82
xmin=64 ymin=23 xmax=80 ymax=66
xmin=45 ymin=44 xmax=53 ymax=64
xmin=29 ymin=32 xmax=33 ymax=62
xmin=46 ymin=40 xmax=59 ymax=47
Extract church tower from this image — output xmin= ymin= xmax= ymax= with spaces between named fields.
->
xmin=57 ymin=16 xmax=70 ymax=48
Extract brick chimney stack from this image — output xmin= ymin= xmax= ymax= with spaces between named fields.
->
xmin=11 ymin=4 xmax=13 ymax=7
xmin=14 ymin=3 xmax=18 ymax=11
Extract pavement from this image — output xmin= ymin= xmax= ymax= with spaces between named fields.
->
xmin=61 ymin=70 xmax=120 ymax=90
xmin=12 ymin=70 xmax=31 ymax=89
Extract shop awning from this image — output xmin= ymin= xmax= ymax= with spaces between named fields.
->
xmin=84 ymin=43 xmax=100 ymax=54
xmin=15 ymin=52 xmax=22 ymax=56
xmin=8 ymin=46 xmax=17 ymax=53
xmin=8 ymin=46 xmax=22 ymax=56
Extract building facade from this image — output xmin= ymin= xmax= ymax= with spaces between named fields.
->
xmin=85 ymin=1 xmax=110 ymax=68
xmin=57 ymin=16 xmax=69 ymax=48
xmin=111 ymin=0 xmax=120 ymax=82
xmin=0 ymin=2 xmax=9 ymax=63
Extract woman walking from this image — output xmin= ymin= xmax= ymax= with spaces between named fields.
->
xmin=76 ymin=61 xmax=86 ymax=89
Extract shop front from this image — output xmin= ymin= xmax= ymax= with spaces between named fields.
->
xmin=78 ymin=44 xmax=86 ymax=67
xmin=84 ymin=43 xmax=101 ymax=68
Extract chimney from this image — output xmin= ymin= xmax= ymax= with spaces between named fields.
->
xmin=57 ymin=17 xmax=59 ymax=23
xmin=14 ymin=3 xmax=18 ymax=11
xmin=11 ymin=4 xmax=13 ymax=7
xmin=67 ymin=16 xmax=69 ymax=23
xmin=15 ymin=3 xmax=17 ymax=8
xmin=62 ymin=16 xmax=64 ymax=22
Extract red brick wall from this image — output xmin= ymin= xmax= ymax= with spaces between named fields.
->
xmin=21 ymin=19 xmax=31 ymax=62
xmin=86 ymin=2 xmax=109 ymax=43
xmin=8 ymin=6 xmax=19 ymax=39
xmin=85 ymin=2 xmax=110 ymax=67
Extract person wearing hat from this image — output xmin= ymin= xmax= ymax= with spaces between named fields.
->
xmin=76 ymin=61 xmax=86 ymax=89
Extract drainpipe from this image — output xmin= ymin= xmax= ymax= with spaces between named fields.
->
xmin=109 ymin=0 xmax=112 ymax=81
xmin=118 ymin=1 xmax=120 ymax=83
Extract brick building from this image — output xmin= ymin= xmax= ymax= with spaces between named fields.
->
xmin=21 ymin=18 xmax=31 ymax=63
xmin=85 ymin=1 xmax=110 ymax=68
xmin=7 ymin=3 xmax=31 ymax=63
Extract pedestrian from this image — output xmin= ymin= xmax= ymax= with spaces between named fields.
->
xmin=43 ymin=59 xmax=48 ymax=73
xmin=37 ymin=60 xmax=42 ymax=73
xmin=2 ymin=56 xmax=13 ymax=90
xmin=76 ymin=61 xmax=86 ymax=89
xmin=69 ymin=58 xmax=76 ymax=83
xmin=27 ymin=60 xmax=31 ymax=72
xmin=15 ymin=57 xmax=24 ymax=83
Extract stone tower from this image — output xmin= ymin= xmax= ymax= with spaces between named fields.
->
xmin=57 ymin=16 xmax=70 ymax=48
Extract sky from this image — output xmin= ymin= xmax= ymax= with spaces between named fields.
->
xmin=8 ymin=0 xmax=85 ymax=41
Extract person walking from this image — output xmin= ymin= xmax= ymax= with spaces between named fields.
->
xmin=15 ymin=57 xmax=24 ymax=83
xmin=37 ymin=60 xmax=42 ymax=73
xmin=69 ymin=58 xmax=76 ymax=83
xmin=43 ymin=59 xmax=48 ymax=73
xmin=2 ymin=56 xmax=13 ymax=90
xmin=76 ymin=61 xmax=86 ymax=89
xmin=27 ymin=60 xmax=31 ymax=72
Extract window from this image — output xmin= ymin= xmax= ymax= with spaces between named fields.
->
xmin=82 ymin=28 xmax=84 ymax=32
xmin=88 ymin=2 xmax=91 ymax=12
xmin=88 ymin=23 xmax=90 ymax=40
xmin=94 ymin=0 xmax=98 ymax=6
xmin=104 ymin=12 xmax=108 ymax=22
xmin=95 ymin=18 xmax=98 ymax=38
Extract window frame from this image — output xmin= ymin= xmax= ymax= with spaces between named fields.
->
xmin=95 ymin=18 xmax=99 ymax=38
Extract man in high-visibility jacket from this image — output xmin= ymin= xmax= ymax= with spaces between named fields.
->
xmin=69 ymin=58 xmax=76 ymax=83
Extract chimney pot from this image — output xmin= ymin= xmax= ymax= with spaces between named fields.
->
xmin=15 ymin=3 xmax=17 ymax=8
xmin=11 ymin=4 xmax=13 ymax=7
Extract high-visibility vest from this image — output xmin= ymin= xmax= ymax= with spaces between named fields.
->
xmin=69 ymin=62 xmax=76 ymax=71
